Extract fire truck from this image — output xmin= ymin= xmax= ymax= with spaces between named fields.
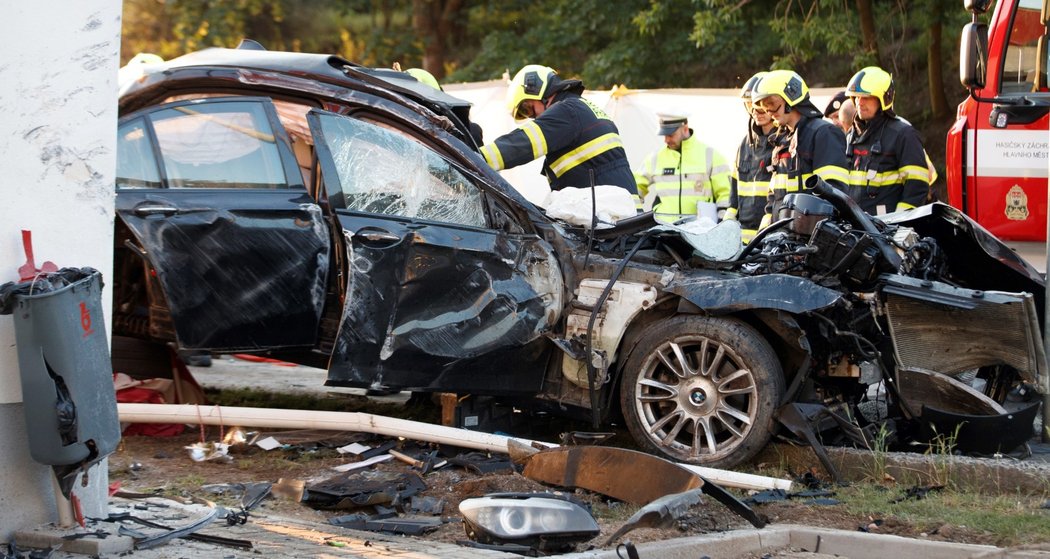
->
xmin=949 ymin=0 xmax=1049 ymax=242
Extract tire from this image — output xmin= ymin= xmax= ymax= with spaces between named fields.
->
xmin=619 ymin=315 xmax=784 ymax=469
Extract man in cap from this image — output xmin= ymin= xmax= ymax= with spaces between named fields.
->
xmin=633 ymin=114 xmax=732 ymax=223
xmin=823 ymin=91 xmax=849 ymax=132
xmin=481 ymin=65 xmax=636 ymax=194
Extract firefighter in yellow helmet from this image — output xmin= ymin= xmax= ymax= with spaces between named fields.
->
xmin=480 ymin=65 xmax=636 ymax=194
xmin=633 ymin=114 xmax=732 ymax=223
xmin=724 ymin=72 xmax=775 ymax=243
xmin=844 ymin=66 xmax=932 ymax=215
xmin=751 ymin=69 xmax=849 ymax=226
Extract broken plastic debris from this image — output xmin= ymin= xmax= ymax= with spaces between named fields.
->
xmin=254 ymin=436 xmax=282 ymax=451
xmin=332 ymin=454 xmax=393 ymax=472
xmin=337 ymin=442 xmax=372 ymax=455
xmin=185 ymin=442 xmax=230 ymax=462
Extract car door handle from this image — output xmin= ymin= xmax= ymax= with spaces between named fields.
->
xmin=133 ymin=205 xmax=179 ymax=217
xmin=355 ymin=228 xmax=400 ymax=243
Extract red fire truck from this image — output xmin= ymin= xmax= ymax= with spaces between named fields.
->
xmin=949 ymin=0 xmax=1049 ymax=242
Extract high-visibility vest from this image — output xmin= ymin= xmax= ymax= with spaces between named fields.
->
xmin=634 ymin=133 xmax=731 ymax=223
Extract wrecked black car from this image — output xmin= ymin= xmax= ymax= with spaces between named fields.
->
xmin=114 ymin=44 xmax=1046 ymax=469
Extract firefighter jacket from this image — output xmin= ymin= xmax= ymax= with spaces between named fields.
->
xmin=763 ymin=103 xmax=849 ymax=221
xmin=481 ymin=90 xmax=636 ymax=194
xmin=845 ymin=112 xmax=931 ymax=215
xmin=726 ymin=120 xmax=774 ymax=243
xmin=633 ymin=131 xmax=731 ymax=223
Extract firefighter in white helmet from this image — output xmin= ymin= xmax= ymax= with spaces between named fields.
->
xmin=480 ymin=65 xmax=636 ymax=194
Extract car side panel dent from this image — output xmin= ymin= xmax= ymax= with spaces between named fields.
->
xmin=381 ymin=233 xmax=560 ymax=360
xmin=120 ymin=198 xmax=330 ymax=350
xmin=666 ymin=274 xmax=843 ymax=314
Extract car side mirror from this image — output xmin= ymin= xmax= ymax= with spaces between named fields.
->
xmin=960 ymin=22 xmax=989 ymax=90
xmin=964 ymin=0 xmax=992 ymax=14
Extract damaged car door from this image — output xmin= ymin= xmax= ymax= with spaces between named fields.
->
xmin=308 ymin=110 xmax=563 ymax=394
xmin=115 ymin=97 xmax=330 ymax=350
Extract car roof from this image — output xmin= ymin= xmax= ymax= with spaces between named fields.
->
xmin=122 ymin=44 xmax=476 ymax=143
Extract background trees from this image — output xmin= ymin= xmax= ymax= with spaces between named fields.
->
xmin=121 ymin=0 xmax=981 ymax=171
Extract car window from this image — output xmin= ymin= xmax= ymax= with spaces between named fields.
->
xmin=1000 ymin=0 xmax=1047 ymax=94
xmin=116 ymin=117 xmax=162 ymax=189
xmin=313 ymin=112 xmax=486 ymax=228
xmin=150 ymin=102 xmax=289 ymax=189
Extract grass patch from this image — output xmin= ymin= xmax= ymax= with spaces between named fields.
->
xmin=839 ymin=484 xmax=1050 ymax=546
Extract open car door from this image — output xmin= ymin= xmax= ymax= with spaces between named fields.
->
xmin=307 ymin=109 xmax=563 ymax=394
xmin=115 ymin=97 xmax=330 ymax=350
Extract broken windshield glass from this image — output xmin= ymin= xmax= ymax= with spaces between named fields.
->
xmin=311 ymin=112 xmax=486 ymax=227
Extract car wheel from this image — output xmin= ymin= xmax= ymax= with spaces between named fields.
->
xmin=620 ymin=315 xmax=784 ymax=468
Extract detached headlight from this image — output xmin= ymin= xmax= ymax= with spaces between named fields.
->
xmin=459 ymin=493 xmax=599 ymax=551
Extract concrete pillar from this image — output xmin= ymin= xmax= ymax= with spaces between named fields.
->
xmin=0 ymin=2 xmax=120 ymax=540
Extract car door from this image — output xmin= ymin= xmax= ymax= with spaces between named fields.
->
xmin=308 ymin=109 xmax=563 ymax=394
xmin=115 ymin=97 xmax=330 ymax=350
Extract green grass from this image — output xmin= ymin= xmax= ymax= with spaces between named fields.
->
xmin=839 ymin=484 xmax=1050 ymax=546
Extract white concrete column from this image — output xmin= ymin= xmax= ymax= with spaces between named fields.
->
xmin=0 ymin=2 xmax=120 ymax=539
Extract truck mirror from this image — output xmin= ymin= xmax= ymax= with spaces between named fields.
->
xmin=960 ymin=22 xmax=989 ymax=89
xmin=963 ymin=0 xmax=992 ymax=14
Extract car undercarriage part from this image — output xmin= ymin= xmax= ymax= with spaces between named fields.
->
xmin=776 ymin=402 xmax=877 ymax=484
xmin=919 ymin=402 xmax=1040 ymax=455
xmin=602 ymin=488 xmax=706 ymax=546
xmin=562 ymin=279 xmax=656 ymax=388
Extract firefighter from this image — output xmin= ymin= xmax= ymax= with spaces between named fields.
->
xmin=751 ymin=69 xmax=849 ymax=226
xmin=633 ymin=114 xmax=731 ymax=223
xmin=724 ymin=72 xmax=774 ymax=243
xmin=844 ymin=66 xmax=932 ymax=214
xmin=480 ymin=65 xmax=636 ymax=194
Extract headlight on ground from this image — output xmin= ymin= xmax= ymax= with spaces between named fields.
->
xmin=459 ymin=493 xmax=599 ymax=551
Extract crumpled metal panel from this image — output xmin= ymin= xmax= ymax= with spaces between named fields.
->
xmin=118 ymin=193 xmax=330 ymax=350
xmin=883 ymin=275 xmax=1047 ymax=389
xmin=666 ymin=273 xmax=843 ymax=314
xmin=327 ymin=215 xmax=561 ymax=393
xmin=521 ymin=446 xmax=703 ymax=505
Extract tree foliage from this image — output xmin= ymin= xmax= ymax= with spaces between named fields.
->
xmin=122 ymin=0 xmax=977 ymax=167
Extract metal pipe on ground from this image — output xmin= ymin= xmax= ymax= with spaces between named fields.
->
xmin=116 ymin=403 xmax=790 ymax=491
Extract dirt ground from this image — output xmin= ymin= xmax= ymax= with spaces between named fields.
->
xmin=107 ymin=358 xmax=1047 ymax=553
xmin=108 ymin=426 xmax=1009 ymax=554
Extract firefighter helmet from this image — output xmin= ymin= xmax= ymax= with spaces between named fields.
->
xmin=405 ymin=68 xmax=441 ymax=91
xmin=846 ymin=66 xmax=894 ymax=111
xmin=751 ymin=70 xmax=809 ymax=109
xmin=507 ymin=64 xmax=557 ymax=120
xmin=740 ymin=71 xmax=768 ymax=99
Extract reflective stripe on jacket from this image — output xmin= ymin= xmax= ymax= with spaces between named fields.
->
xmin=764 ymin=112 xmax=849 ymax=219
xmin=481 ymin=92 xmax=636 ymax=193
xmin=633 ymin=132 xmax=731 ymax=223
xmin=729 ymin=121 xmax=774 ymax=243
xmin=845 ymin=113 xmax=931 ymax=215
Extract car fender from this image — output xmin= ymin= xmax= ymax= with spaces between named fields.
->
xmin=665 ymin=273 xmax=843 ymax=314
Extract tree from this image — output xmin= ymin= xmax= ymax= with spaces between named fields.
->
xmin=412 ymin=0 xmax=468 ymax=79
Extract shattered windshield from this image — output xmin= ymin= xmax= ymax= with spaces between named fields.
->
xmin=312 ymin=112 xmax=486 ymax=228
